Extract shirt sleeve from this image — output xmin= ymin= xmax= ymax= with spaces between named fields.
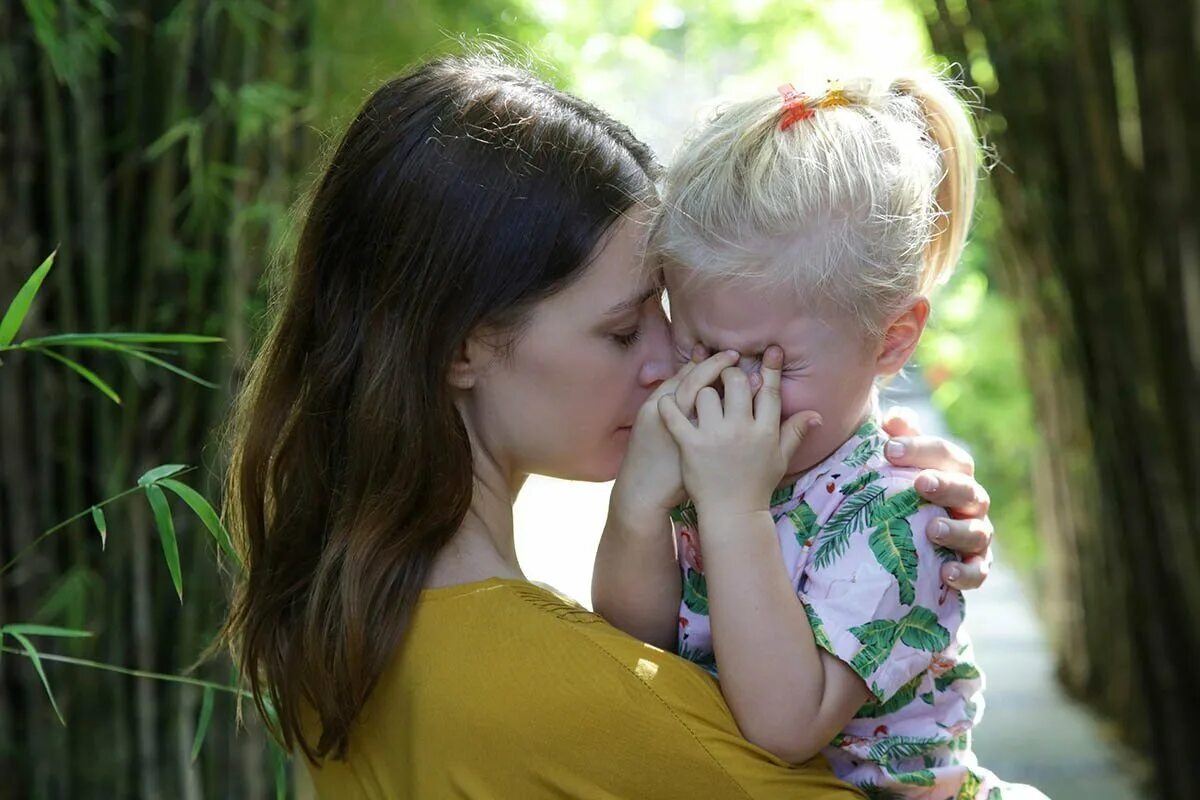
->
xmin=797 ymin=472 xmax=962 ymax=704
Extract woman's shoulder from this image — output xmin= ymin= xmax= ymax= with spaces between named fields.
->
xmin=323 ymin=577 xmax=857 ymax=799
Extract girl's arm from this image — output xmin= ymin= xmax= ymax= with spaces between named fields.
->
xmin=697 ymin=508 xmax=870 ymax=762
xmin=592 ymin=349 xmax=740 ymax=649
xmin=657 ymin=346 xmax=864 ymax=763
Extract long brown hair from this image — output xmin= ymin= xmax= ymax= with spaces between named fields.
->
xmin=221 ymin=50 xmax=658 ymax=763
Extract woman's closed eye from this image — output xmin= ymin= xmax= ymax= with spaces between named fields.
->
xmin=610 ymin=327 xmax=642 ymax=348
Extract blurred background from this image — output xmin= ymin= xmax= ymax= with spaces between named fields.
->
xmin=1 ymin=1 xmax=1196 ymax=798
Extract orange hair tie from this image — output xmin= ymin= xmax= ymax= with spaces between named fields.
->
xmin=777 ymin=83 xmax=814 ymax=130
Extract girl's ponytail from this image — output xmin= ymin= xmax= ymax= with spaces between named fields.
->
xmin=890 ymin=74 xmax=979 ymax=294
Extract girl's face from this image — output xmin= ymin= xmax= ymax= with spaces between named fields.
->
xmin=464 ymin=214 xmax=676 ymax=483
xmin=665 ymin=267 xmax=881 ymax=480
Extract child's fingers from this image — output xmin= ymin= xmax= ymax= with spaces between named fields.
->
xmin=675 ymin=350 xmax=739 ymax=418
xmin=778 ymin=410 xmax=823 ymax=464
xmin=695 ymin=386 xmax=724 ymax=427
xmin=721 ymin=367 xmax=752 ymax=420
xmin=753 ymin=345 xmax=784 ymax=422
xmin=657 ymin=394 xmax=695 ymax=442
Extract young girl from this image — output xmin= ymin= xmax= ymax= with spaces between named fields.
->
xmin=598 ymin=75 xmax=1047 ymax=799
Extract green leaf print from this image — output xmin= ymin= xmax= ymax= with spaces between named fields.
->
xmin=857 ymin=672 xmax=924 ymax=718
xmin=988 ymin=788 xmax=1004 ymax=800
xmin=934 ymin=661 xmax=982 ymax=692
xmin=869 ymin=487 xmax=925 ymax=526
xmin=844 ymin=437 xmax=877 ymax=468
xmin=682 ymin=568 xmax=708 ymax=616
xmin=813 ymin=484 xmax=885 ymax=568
xmin=867 ymin=734 xmax=948 ymax=764
xmin=670 ymin=501 xmax=698 ymax=530
xmin=770 ymin=484 xmax=795 ymax=507
xmin=891 ymin=769 xmax=937 ymax=787
xmin=788 ymin=501 xmax=819 ymax=547
xmin=678 ymin=642 xmax=717 ymax=672
xmin=802 ymin=600 xmax=835 ymax=653
xmin=869 ymin=516 xmax=918 ymax=605
xmin=897 ymin=606 xmax=951 ymax=652
xmin=920 ymin=691 xmax=935 ymax=705
xmin=855 ymin=418 xmax=881 ymax=439
xmin=849 ymin=618 xmax=900 ymax=676
xmin=850 ymin=607 xmax=951 ymax=681
xmin=858 ymin=784 xmax=906 ymax=800
xmin=840 ymin=470 xmax=882 ymax=495
xmin=956 ymin=769 xmax=984 ymax=799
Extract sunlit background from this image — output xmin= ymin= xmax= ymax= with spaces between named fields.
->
xmin=3 ymin=1 xmax=1195 ymax=798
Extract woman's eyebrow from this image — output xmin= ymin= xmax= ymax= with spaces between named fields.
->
xmin=602 ymin=286 xmax=660 ymax=318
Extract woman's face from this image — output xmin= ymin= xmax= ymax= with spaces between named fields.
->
xmin=464 ymin=213 xmax=676 ymax=483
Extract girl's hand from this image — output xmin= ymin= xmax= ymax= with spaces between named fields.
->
xmin=658 ymin=346 xmax=821 ymax=527
xmin=611 ymin=347 xmax=741 ymax=519
xmin=881 ymin=408 xmax=993 ymax=590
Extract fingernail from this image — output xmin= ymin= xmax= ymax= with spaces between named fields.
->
xmin=725 ymin=349 xmax=739 ymax=359
xmin=933 ymin=520 xmax=949 ymax=542
xmin=807 ymin=416 xmax=823 ymax=430
xmin=885 ymin=440 xmax=906 ymax=459
xmin=946 ymin=566 xmax=961 ymax=584
xmin=917 ymin=474 xmax=940 ymax=493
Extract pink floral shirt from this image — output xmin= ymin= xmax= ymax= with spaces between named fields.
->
xmin=673 ymin=417 xmax=1047 ymax=799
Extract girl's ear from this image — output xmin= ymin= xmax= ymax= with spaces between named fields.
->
xmin=875 ymin=297 xmax=930 ymax=376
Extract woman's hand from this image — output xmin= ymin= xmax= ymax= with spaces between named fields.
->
xmin=610 ymin=347 xmax=741 ymax=519
xmin=657 ymin=346 xmax=820 ymax=529
xmin=881 ymin=409 xmax=994 ymax=590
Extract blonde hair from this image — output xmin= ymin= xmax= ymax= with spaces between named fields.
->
xmin=650 ymin=72 xmax=980 ymax=336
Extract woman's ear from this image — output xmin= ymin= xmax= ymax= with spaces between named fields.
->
xmin=447 ymin=331 xmax=496 ymax=390
xmin=875 ymin=297 xmax=930 ymax=376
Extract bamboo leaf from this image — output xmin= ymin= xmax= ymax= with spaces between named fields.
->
xmin=190 ymin=686 xmax=215 ymax=762
xmin=91 ymin=506 xmax=108 ymax=550
xmin=0 ymin=250 xmax=56 ymax=346
xmin=20 ymin=332 xmax=223 ymax=346
xmin=145 ymin=485 xmax=183 ymax=601
xmin=138 ymin=464 xmax=188 ymax=486
xmin=6 ymin=631 xmax=65 ymax=724
xmin=32 ymin=347 xmax=121 ymax=404
xmin=158 ymin=478 xmax=240 ymax=568
xmin=1 ymin=624 xmax=93 ymax=638
xmin=115 ymin=347 xmax=219 ymax=388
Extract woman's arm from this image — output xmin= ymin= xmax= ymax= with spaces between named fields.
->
xmin=882 ymin=412 xmax=994 ymax=589
xmin=592 ymin=350 xmax=740 ymax=650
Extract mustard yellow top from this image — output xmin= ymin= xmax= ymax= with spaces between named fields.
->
xmin=304 ymin=578 xmax=858 ymax=799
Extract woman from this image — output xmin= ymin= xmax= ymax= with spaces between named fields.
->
xmin=222 ymin=51 xmax=993 ymax=798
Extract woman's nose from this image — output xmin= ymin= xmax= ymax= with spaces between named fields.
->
xmin=638 ymin=350 xmax=675 ymax=388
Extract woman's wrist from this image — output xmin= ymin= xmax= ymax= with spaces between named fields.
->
xmin=608 ymin=489 xmax=673 ymax=539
